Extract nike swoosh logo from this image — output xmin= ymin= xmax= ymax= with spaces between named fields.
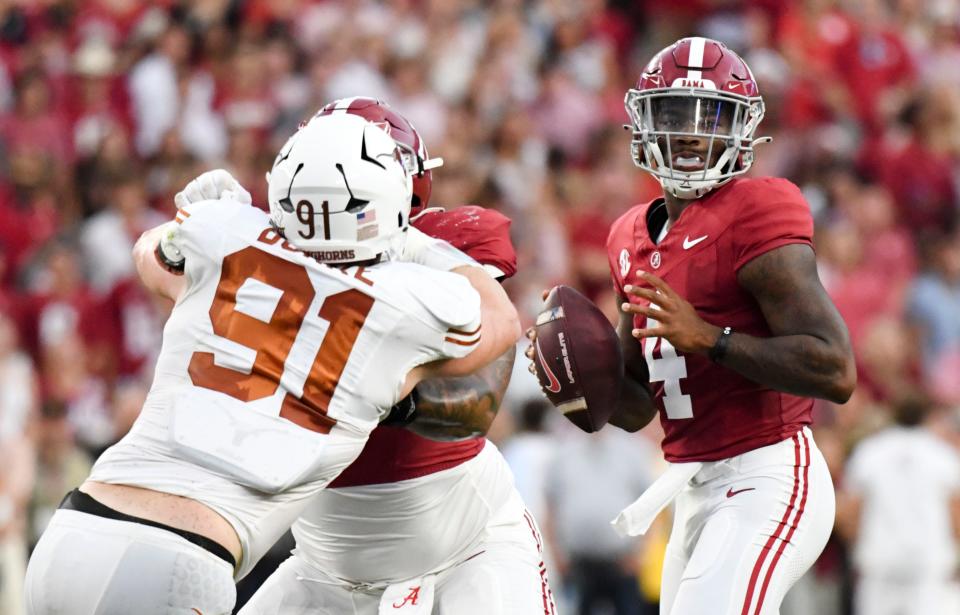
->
xmin=726 ymin=487 xmax=755 ymax=498
xmin=683 ymin=235 xmax=708 ymax=249
xmin=535 ymin=338 xmax=562 ymax=393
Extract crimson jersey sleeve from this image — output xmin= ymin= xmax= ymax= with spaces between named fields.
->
xmin=732 ymin=178 xmax=814 ymax=272
xmin=411 ymin=206 xmax=518 ymax=280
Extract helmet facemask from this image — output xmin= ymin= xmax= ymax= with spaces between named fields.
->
xmin=625 ymin=88 xmax=766 ymax=199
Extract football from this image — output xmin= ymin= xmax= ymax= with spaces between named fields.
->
xmin=533 ymin=285 xmax=624 ymax=432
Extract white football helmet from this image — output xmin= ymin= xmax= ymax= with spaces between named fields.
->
xmin=267 ymin=114 xmax=413 ymax=263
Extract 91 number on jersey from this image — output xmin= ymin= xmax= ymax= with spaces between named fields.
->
xmin=188 ymin=243 xmax=374 ymax=433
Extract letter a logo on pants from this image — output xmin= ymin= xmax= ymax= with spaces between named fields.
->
xmin=393 ymin=586 xmax=420 ymax=608
xmin=380 ymin=576 xmax=436 ymax=614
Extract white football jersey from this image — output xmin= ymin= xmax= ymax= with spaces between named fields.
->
xmin=89 ymin=198 xmax=482 ymax=578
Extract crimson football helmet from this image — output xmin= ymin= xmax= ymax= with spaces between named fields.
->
xmin=625 ymin=37 xmax=770 ymax=199
xmin=316 ymin=97 xmax=442 ymax=214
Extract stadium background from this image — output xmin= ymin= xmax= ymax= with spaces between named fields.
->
xmin=0 ymin=0 xmax=958 ymax=613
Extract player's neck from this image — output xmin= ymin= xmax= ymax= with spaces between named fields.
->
xmin=663 ymin=192 xmax=696 ymax=222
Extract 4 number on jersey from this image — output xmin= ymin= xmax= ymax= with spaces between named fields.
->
xmin=643 ymin=316 xmax=693 ymax=419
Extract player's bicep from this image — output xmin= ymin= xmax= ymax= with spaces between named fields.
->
xmin=736 ymin=244 xmax=849 ymax=345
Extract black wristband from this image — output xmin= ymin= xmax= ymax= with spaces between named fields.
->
xmin=381 ymin=389 xmax=420 ymax=426
xmin=708 ymin=326 xmax=733 ymax=363
xmin=154 ymin=243 xmax=185 ymax=275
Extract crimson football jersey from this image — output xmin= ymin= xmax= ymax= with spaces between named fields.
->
xmin=330 ymin=205 xmax=517 ymax=487
xmin=606 ymin=177 xmax=815 ymax=462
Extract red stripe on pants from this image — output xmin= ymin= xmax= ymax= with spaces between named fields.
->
xmin=523 ymin=510 xmax=555 ymax=615
xmin=739 ymin=434 xmax=802 ymax=615
xmin=753 ymin=431 xmax=810 ymax=614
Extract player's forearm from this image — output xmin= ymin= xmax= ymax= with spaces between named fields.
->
xmin=714 ymin=332 xmax=855 ymax=403
xmin=612 ymin=306 xmax=658 ymax=432
xmin=405 ymin=346 xmax=515 ymax=441
xmin=609 ymin=374 xmax=657 ymax=432
xmin=133 ymin=225 xmax=166 ymax=276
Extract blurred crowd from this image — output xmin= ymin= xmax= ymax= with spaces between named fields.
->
xmin=0 ymin=0 xmax=959 ymax=613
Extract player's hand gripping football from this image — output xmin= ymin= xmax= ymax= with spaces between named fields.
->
xmin=523 ymin=289 xmax=549 ymax=377
xmin=174 ymin=169 xmax=252 ymax=209
xmin=622 ymin=271 xmax=722 ymax=355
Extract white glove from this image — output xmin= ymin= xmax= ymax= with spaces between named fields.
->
xmin=401 ymin=226 xmax=479 ymax=272
xmin=174 ymin=169 xmax=252 ymax=210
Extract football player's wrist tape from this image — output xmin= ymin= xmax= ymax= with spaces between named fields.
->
xmin=156 ymin=222 xmax=186 ymax=274
xmin=382 ymin=389 xmax=420 ymax=426
xmin=401 ymin=227 xmax=478 ymax=272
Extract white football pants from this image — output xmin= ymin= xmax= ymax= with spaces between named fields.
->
xmin=661 ymin=427 xmax=835 ymax=615
xmin=25 ymin=509 xmax=236 ymax=615
xmin=239 ymin=504 xmax=556 ymax=614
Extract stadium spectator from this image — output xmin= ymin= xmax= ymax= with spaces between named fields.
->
xmin=0 ymin=310 xmax=35 ymax=614
xmin=545 ymin=428 xmax=657 ymax=615
xmin=839 ymin=395 xmax=960 ymax=615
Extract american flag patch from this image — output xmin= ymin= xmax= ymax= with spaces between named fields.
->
xmin=356 ymin=210 xmax=377 ymax=222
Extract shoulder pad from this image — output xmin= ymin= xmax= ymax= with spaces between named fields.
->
xmin=413 ymin=205 xmax=518 ymax=279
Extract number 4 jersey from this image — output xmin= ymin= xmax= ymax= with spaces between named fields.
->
xmin=90 ymin=198 xmax=483 ymax=578
xmin=606 ymin=177 xmax=815 ymax=463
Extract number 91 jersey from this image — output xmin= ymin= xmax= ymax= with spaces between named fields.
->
xmin=606 ymin=177 xmax=815 ymax=463
xmin=90 ymin=198 xmax=482 ymax=579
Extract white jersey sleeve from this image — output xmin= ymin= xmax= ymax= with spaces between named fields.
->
xmin=406 ymin=265 xmax=483 ymax=359
xmin=170 ymin=198 xmax=247 ymax=275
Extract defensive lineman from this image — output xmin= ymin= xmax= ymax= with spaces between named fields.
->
xmin=24 ymin=114 xmax=520 ymax=614
xmin=178 ymin=98 xmax=557 ymax=615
